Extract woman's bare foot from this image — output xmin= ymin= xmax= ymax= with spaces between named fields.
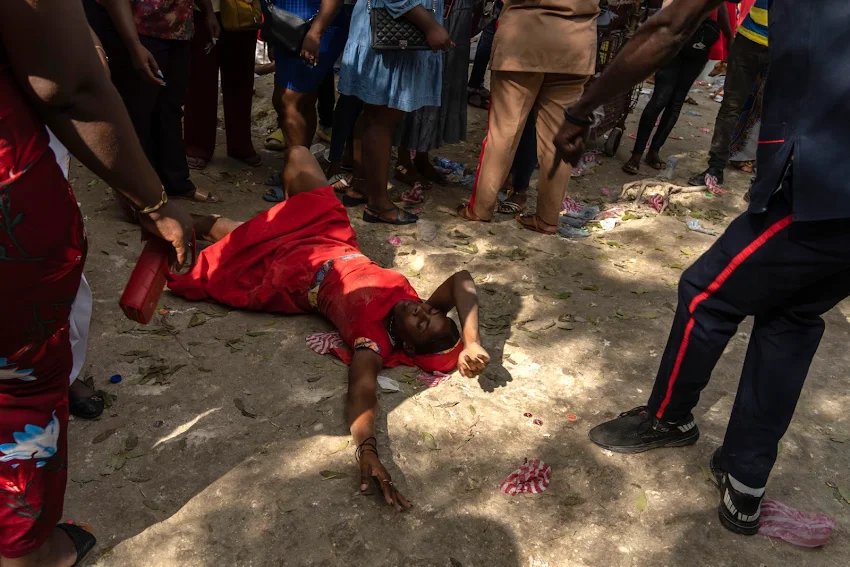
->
xmin=68 ymin=379 xmax=103 ymax=419
xmin=174 ymin=188 xmax=221 ymax=203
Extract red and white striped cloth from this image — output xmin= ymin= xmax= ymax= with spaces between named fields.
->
xmin=499 ymin=459 xmax=552 ymax=496
xmin=759 ymin=498 xmax=835 ymax=547
xmin=305 ymin=331 xmax=346 ymax=355
xmin=645 ymin=193 xmax=665 ymax=213
xmin=416 ymin=371 xmax=450 ymax=388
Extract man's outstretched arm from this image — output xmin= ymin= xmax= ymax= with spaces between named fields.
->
xmin=553 ymin=0 xmax=726 ymax=167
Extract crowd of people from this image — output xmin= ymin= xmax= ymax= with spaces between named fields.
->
xmin=2 ymin=0 xmax=849 ymax=564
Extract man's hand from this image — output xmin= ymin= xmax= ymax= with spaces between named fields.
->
xmin=131 ymin=43 xmax=165 ymax=85
xmin=206 ymin=12 xmax=221 ymax=42
xmin=551 ymin=119 xmax=589 ymax=177
xmin=359 ymin=451 xmax=412 ymax=512
xmin=426 ymin=24 xmax=453 ymax=52
xmin=300 ymin=29 xmax=322 ymax=66
xmin=139 ymin=201 xmax=196 ymax=274
xmin=458 ymin=342 xmax=490 ymax=378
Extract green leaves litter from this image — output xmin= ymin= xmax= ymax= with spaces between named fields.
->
xmin=422 ymin=432 xmax=438 ymax=450
xmin=188 ymin=313 xmax=206 ymax=327
xmin=553 ymin=292 xmax=572 ymax=300
xmin=635 ymin=490 xmax=647 ymax=512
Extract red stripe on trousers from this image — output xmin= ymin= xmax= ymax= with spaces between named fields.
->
xmin=655 ymin=214 xmax=794 ymax=419
xmin=757 ymin=139 xmax=785 ymax=145
xmin=468 ymin=98 xmax=493 ymax=211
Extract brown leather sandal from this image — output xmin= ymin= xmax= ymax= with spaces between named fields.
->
xmin=457 ymin=203 xmax=489 ymax=222
xmin=516 ymin=213 xmax=557 ymax=235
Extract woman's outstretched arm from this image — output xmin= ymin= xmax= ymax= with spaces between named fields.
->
xmin=346 ymin=349 xmax=412 ymax=511
xmin=426 ymin=270 xmax=490 ymax=377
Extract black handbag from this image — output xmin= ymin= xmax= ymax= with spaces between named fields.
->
xmin=260 ymin=0 xmax=314 ymax=54
xmin=369 ymin=0 xmax=437 ymax=51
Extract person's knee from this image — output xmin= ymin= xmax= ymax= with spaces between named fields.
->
xmin=677 ymin=267 xmax=701 ymax=305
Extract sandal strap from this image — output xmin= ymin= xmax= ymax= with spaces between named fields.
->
xmin=56 ymin=522 xmax=97 ymax=566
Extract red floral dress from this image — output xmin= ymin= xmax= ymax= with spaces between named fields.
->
xmin=0 ymin=48 xmax=87 ymax=558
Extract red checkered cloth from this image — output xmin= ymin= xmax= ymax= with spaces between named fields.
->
xmin=499 ymin=459 xmax=552 ymax=495
xmin=416 ymin=371 xmax=450 ymax=388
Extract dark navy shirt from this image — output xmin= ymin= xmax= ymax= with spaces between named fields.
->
xmin=748 ymin=0 xmax=850 ymax=221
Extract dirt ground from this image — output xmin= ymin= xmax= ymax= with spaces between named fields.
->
xmin=64 ymin=74 xmax=850 ymax=567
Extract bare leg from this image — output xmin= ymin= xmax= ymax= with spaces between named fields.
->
xmin=413 ymin=150 xmax=445 ymax=184
xmin=284 ymin=146 xmax=330 ymax=198
xmin=280 ymin=88 xmax=319 ymax=148
xmin=191 ymin=214 xmax=243 ymax=243
xmin=2 ymin=528 xmax=77 ymax=567
xmin=357 ymin=104 xmax=409 ymax=220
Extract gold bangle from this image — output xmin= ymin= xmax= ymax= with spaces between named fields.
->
xmin=94 ymin=45 xmax=109 ymax=62
xmin=137 ymin=190 xmax=168 ymax=214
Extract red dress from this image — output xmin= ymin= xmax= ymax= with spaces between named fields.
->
xmin=168 ymin=187 xmax=462 ymax=372
xmin=0 ymin=51 xmax=87 ymax=557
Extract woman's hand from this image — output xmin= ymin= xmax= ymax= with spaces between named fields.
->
xmin=426 ymin=24 xmax=453 ymax=52
xmin=300 ymin=29 xmax=322 ymax=66
xmin=458 ymin=342 xmax=490 ymax=377
xmin=138 ymin=200 xmax=196 ymax=274
xmin=130 ymin=43 xmax=165 ymax=85
xmin=359 ymin=451 xmax=412 ymax=512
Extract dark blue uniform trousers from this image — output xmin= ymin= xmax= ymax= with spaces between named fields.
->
xmin=646 ymin=180 xmax=850 ymax=488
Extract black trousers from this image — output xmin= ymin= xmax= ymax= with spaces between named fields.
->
xmin=708 ymin=35 xmax=770 ymax=170
xmin=317 ymin=70 xmax=336 ymax=129
xmin=633 ymin=50 xmax=708 ymax=154
xmin=88 ymin=0 xmax=196 ymax=197
xmin=647 ymin=181 xmax=850 ymax=488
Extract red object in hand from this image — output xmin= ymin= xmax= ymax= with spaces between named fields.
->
xmin=119 ymin=237 xmax=171 ymax=324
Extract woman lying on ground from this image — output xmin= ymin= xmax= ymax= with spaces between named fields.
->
xmin=169 ymin=147 xmax=491 ymax=511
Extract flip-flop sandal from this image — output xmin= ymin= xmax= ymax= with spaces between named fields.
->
xmin=264 ymin=172 xmax=282 ymax=187
xmin=56 ymin=522 xmax=97 ymax=567
xmin=264 ymin=129 xmax=286 ymax=151
xmin=401 ymin=184 xmax=425 ymax=204
xmin=645 ymin=157 xmax=666 ymax=170
xmin=342 ymin=193 xmax=368 ymax=207
xmin=69 ymin=392 xmax=104 ymax=420
xmin=363 ymin=206 xmax=418 ymax=225
xmin=456 ymin=203 xmax=490 ymax=222
xmin=622 ymin=161 xmax=640 ymax=175
xmin=731 ymin=160 xmax=754 ymax=173
xmin=186 ymin=156 xmax=208 ymax=170
xmin=263 ymin=187 xmax=286 ymax=202
xmin=329 ymin=173 xmax=353 ymax=192
xmin=516 ymin=214 xmax=557 ymax=235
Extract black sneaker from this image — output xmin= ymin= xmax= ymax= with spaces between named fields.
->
xmin=688 ymin=167 xmax=724 ymax=187
xmin=709 ymin=448 xmax=763 ymax=536
xmin=588 ymin=406 xmax=700 ymax=454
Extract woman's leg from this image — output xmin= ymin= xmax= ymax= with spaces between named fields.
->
xmin=183 ymin=15 xmax=219 ymax=164
xmin=649 ymin=54 xmax=710 ymax=156
xmin=2 ymin=530 xmax=77 ymax=567
xmin=219 ymin=27 xmax=259 ymax=162
xmin=357 ymin=104 xmax=409 ymax=220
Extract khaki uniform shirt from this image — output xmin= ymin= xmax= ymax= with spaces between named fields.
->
xmin=490 ymin=0 xmax=599 ymax=75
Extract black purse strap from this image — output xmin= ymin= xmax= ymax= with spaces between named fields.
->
xmin=367 ymin=0 xmax=437 ymax=15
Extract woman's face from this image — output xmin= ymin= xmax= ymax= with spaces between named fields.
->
xmin=392 ymin=300 xmax=454 ymax=352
